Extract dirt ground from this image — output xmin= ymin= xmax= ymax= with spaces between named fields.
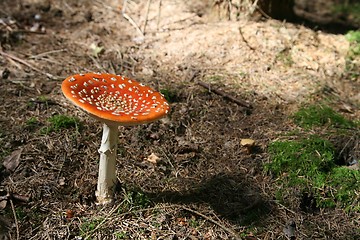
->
xmin=0 ymin=0 xmax=359 ymax=239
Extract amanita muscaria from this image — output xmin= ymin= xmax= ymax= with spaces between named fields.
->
xmin=61 ymin=72 xmax=170 ymax=204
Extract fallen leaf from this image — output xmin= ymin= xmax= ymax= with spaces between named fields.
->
xmin=240 ymin=138 xmax=255 ymax=146
xmin=240 ymin=139 xmax=256 ymax=154
xmin=89 ymin=42 xmax=104 ymax=57
xmin=58 ymin=177 xmax=66 ymax=186
xmin=0 ymin=200 xmax=6 ymax=210
xmin=3 ymin=148 xmax=23 ymax=172
xmin=66 ymin=209 xmax=75 ymax=219
xmin=146 ymin=153 xmax=160 ymax=164
xmin=176 ymin=217 xmax=187 ymax=226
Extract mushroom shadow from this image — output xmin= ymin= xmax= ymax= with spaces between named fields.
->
xmin=147 ymin=173 xmax=271 ymax=225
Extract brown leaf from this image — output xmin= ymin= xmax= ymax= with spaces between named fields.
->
xmin=146 ymin=153 xmax=160 ymax=164
xmin=240 ymin=139 xmax=256 ymax=154
xmin=3 ymin=148 xmax=23 ymax=172
xmin=240 ymin=138 xmax=255 ymax=146
xmin=66 ymin=209 xmax=75 ymax=219
xmin=0 ymin=200 xmax=6 ymax=210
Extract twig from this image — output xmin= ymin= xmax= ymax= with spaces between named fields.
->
xmin=272 ymin=200 xmax=296 ymax=215
xmin=0 ymin=192 xmax=30 ymax=203
xmin=238 ymin=26 xmax=255 ymax=51
xmin=157 ymin=0 xmax=162 ymax=30
xmin=248 ymin=0 xmax=260 ymax=16
xmin=9 ymin=30 xmax=46 ymax=35
xmin=84 ymin=203 xmax=119 ymax=239
xmin=142 ymin=0 xmax=152 ymax=35
xmin=9 ymin=199 xmax=19 ymax=240
xmin=189 ymin=69 xmax=200 ymax=82
xmin=84 ymin=203 xmax=175 ymax=238
xmin=0 ymin=50 xmax=58 ymax=79
xmin=181 ymin=206 xmax=241 ymax=240
xmin=122 ymin=0 xmax=144 ymax=37
xmin=255 ymin=3 xmax=271 ymax=19
xmin=28 ymin=49 xmax=67 ymax=59
xmin=197 ymin=81 xmax=252 ymax=109
xmin=88 ymin=55 xmax=107 ymax=73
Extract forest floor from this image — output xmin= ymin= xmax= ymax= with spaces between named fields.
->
xmin=0 ymin=0 xmax=359 ymax=239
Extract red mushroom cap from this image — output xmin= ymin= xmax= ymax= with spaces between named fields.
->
xmin=61 ymin=72 xmax=170 ymax=125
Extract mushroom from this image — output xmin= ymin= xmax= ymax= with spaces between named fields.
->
xmin=61 ymin=72 xmax=170 ymax=204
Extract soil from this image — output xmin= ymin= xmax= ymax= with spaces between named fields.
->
xmin=0 ymin=0 xmax=359 ymax=239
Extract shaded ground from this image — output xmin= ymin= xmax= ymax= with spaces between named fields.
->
xmin=0 ymin=0 xmax=359 ymax=239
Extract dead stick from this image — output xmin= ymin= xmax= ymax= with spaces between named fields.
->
xmin=9 ymin=199 xmax=19 ymax=240
xmin=197 ymin=81 xmax=252 ymax=109
xmin=10 ymin=30 xmax=46 ymax=35
xmin=156 ymin=0 xmax=162 ymax=30
xmin=142 ymin=0 xmax=152 ymax=34
xmin=0 ymin=193 xmax=30 ymax=202
xmin=238 ymin=27 xmax=255 ymax=51
xmin=11 ymin=194 xmax=30 ymax=203
xmin=0 ymin=50 xmax=57 ymax=79
xmin=181 ymin=206 xmax=241 ymax=240
xmin=122 ymin=0 xmax=144 ymax=37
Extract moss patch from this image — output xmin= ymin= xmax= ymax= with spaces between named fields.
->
xmin=333 ymin=3 xmax=360 ymax=25
xmin=41 ymin=114 xmax=81 ymax=134
xmin=344 ymin=30 xmax=360 ymax=79
xmin=267 ymin=136 xmax=359 ymax=211
xmin=292 ymin=104 xmax=357 ymax=129
xmin=267 ymin=104 xmax=359 ymax=212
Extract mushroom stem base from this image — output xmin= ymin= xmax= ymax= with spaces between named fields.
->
xmin=95 ymin=123 xmax=118 ymax=205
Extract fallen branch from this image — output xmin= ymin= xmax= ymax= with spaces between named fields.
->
xmin=142 ymin=0 xmax=152 ymax=34
xmin=181 ymin=206 xmax=241 ymax=240
xmin=238 ymin=26 xmax=256 ymax=51
xmin=0 ymin=192 xmax=30 ymax=203
xmin=197 ymin=81 xmax=252 ymax=109
xmin=9 ymin=198 xmax=19 ymax=240
xmin=0 ymin=50 xmax=58 ymax=79
xmin=122 ymin=0 xmax=144 ymax=37
xmin=8 ymin=29 xmax=46 ymax=35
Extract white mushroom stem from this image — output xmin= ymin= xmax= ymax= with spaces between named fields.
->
xmin=95 ymin=123 xmax=119 ymax=204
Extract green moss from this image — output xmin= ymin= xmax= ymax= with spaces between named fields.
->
xmin=329 ymin=167 xmax=360 ymax=210
xmin=207 ymin=75 xmax=223 ymax=82
xmin=346 ymin=30 xmax=360 ymax=44
xmin=41 ymin=114 xmax=81 ymax=134
xmin=276 ymin=49 xmax=293 ymax=66
xmin=293 ymin=104 xmax=356 ymax=129
xmin=267 ymin=136 xmax=359 ymax=211
xmin=25 ymin=117 xmax=40 ymax=130
xmin=333 ymin=3 xmax=360 ymax=24
xmin=344 ymin=30 xmax=360 ymax=79
xmin=37 ymin=95 xmax=48 ymax=102
xmin=160 ymin=88 xmax=178 ymax=103
xmin=266 ymin=136 xmax=335 ymax=178
xmin=114 ymin=231 xmax=129 ymax=239
xmin=118 ymin=188 xmax=152 ymax=213
xmin=188 ymin=217 xmax=201 ymax=228
xmin=80 ymin=217 xmax=103 ymax=235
